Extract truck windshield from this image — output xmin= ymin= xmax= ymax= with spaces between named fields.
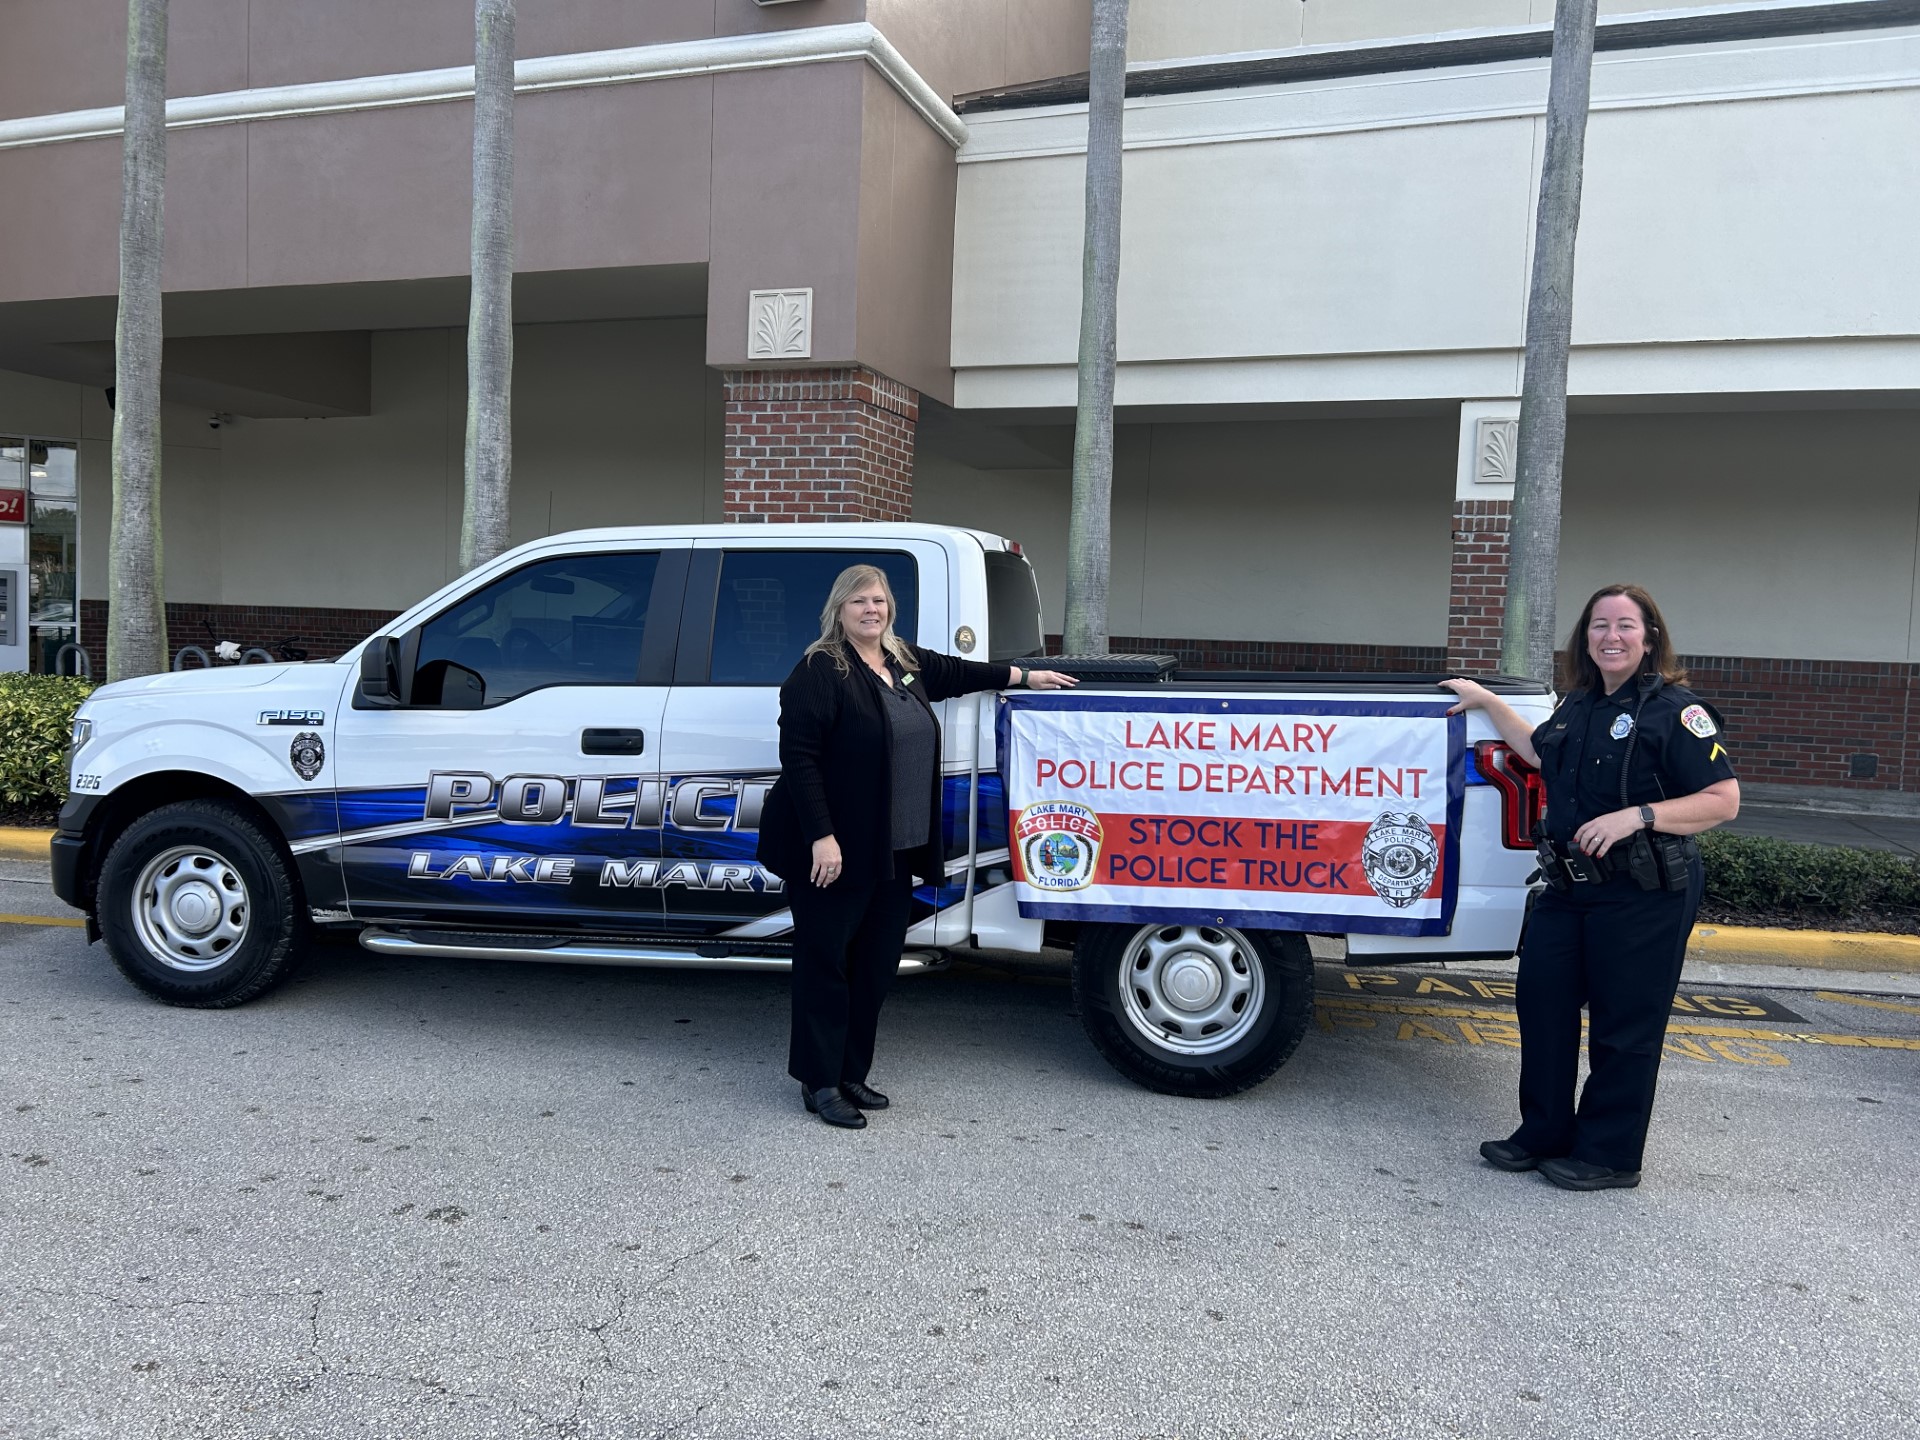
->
xmin=984 ymin=550 xmax=1043 ymax=661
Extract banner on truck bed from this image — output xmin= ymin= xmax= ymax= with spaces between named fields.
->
xmin=998 ymin=695 xmax=1464 ymax=936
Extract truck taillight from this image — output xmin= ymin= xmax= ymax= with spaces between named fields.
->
xmin=1475 ymin=740 xmax=1545 ymax=850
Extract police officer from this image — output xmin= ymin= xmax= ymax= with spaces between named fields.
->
xmin=1442 ymin=584 xmax=1739 ymax=1191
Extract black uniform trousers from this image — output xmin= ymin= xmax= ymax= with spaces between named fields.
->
xmin=786 ymin=858 xmax=915 ymax=1091
xmin=1510 ymin=859 xmax=1704 ymax=1171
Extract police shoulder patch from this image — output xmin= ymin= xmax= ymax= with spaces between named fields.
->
xmin=1680 ymin=703 xmax=1717 ymax=739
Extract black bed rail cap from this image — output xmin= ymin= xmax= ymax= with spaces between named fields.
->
xmin=1019 ymin=653 xmax=1179 ymax=682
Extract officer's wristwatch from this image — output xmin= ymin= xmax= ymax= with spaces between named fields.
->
xmin=1638 ymin=804 xmax=1656 ymax=829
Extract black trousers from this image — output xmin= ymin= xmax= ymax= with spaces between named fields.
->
xmin=786 ymin=859 xmax=915 ymax=1091
xmin=1510 ymin=860 xmax=1704 ymax=1171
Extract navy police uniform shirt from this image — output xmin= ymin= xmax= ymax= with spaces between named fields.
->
xmin=1530 ymin=674 xmax=1737 ymax=844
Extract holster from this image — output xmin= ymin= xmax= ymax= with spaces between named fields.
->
xmin=1626 ymin=831 xmax=1697 ymax=892
xmin=1533 ymin=836 xmax=1570 ymax=892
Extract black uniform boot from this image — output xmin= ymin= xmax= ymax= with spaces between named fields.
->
xmin=802 ymin=1084 xmax=866 ymax=1129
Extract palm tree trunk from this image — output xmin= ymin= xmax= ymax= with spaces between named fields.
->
xmin=460 ymin=0 xmax=515 ymax=572
xmin=108 ymin=0 xmax=169 ymax=682
xmin=1062 ymin=0 xmax=1129 ymax=656
xmin=1501 ymin=0 xmax=1599 ymax=682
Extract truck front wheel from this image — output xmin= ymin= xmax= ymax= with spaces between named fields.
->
xmin=1072 ymin=922 xmax=1313 ymax=1097
xmin=96 ymin=801 xmax=307 ymax=1007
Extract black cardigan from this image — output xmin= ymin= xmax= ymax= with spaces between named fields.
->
xmin=756 ymin=642 xmax=1012 ymax=887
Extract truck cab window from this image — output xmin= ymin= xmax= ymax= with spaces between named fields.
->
xmin=413 ymin=551 xmax=661 ymax=706
xmin=707 ymin=550 xmax=918 ymax=684
xmin=983 ymin=550 xmax=1043 ymax=662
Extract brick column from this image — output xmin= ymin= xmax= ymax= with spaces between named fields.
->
xmin=1446 ymin=498 xmax=1513 ymax=673
xmin=722 ymin=367 xmax=918 ymax=522
xmin=1447 ymin=402 xmax=1519 ymax=673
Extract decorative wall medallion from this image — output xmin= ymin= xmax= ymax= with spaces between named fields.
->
xmin=1475 ymin=417 xmax=1518 ymax=485
xmin=747 ymin=288 xmax=813 ymax=360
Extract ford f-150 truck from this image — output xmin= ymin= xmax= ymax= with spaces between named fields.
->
xmin=53 ymin=524 xmax=1550 ymax=1096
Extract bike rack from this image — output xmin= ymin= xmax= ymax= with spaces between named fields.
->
xmin=241 ymin=647 xmax=275 ymax=664
xmin=54 ymin=643 xmax=92 ymax=679
xmin=172 ymin=645 xmax=212 ymax=671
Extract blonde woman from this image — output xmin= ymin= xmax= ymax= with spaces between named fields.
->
xmin=756 ymin=565 xmax=1076 ymax=1128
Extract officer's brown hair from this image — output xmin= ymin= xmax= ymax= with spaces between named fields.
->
xmin=1558 ymin=584 xmax=1688 ymax=692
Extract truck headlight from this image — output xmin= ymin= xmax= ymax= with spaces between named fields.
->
xmin=70 ymin=716 xmax=93 ymax=753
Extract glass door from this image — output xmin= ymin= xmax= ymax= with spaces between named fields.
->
xmin=23 ymin=440 xmax=77 ymax=674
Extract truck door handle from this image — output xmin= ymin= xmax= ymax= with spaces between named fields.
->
xmin=581 ymin=728 xmax=645 ymax=756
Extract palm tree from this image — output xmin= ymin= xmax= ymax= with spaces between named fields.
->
xmin=1061 ymin=0 xmax=1129 ymax=655
xmin=108 ymin=0 xmax=169 ymax=681
xmin=1501 ymin=0 xmax=1600 ymax=682
xmin=460 ymin=0 xmax=515 ymax=571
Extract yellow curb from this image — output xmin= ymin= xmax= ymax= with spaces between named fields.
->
xmin=0 ymin=912 xmax=85 ymax=928
xmin=1689 ymin=924 xmax=1920 ymax=975
xmin=0 ymin=826 xmax=54 ymax=860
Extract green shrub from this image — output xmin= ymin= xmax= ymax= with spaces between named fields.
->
xmin=0 ymin=674 xmax=95 ymax=812
xmin=1699 ymin=829 xmax=1920 ymax=918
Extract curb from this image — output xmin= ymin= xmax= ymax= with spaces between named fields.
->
xmin=2 ymin=821 xmax=1915 ymax=973
xmin=1688 ymin=924 xmax=1920 ymax=975
xmin=0 ymin=826 xmax=52 ymax=861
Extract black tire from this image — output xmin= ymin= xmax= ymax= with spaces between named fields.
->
xmin=96 ymin=800 xmax=308 ymax=1007
xmin=1071 ymin=922 xmax=1313 ymax=1097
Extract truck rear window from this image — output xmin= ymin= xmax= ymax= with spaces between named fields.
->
xmin=984 ymin=550 xmax=1043 ymax=661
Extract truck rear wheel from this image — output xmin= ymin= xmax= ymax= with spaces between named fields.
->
xmin=96 ymin=800 xmax=307 ymax=1008
xmin=1072 ymin=922 xmax=1313 ymax=1097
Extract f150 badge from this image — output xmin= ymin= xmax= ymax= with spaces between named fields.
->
xmin=260 ymin=709 xmax=325 ymax=726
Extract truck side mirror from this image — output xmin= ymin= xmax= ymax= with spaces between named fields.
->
xmin=356 ymin=636 xmax=403 ymax=709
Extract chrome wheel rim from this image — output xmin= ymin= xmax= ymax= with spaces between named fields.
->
xmin=131 ymin=845 xmax=251 ymax=972
xmin=1116 ymin=924 xmax=1265 ymax=1057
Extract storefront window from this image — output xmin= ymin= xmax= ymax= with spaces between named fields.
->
xmin=27 ymin=441 xmax=78 ymax=674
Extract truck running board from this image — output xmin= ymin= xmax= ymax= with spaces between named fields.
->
xmin=356 ymin=928 xmax=949 ymax=974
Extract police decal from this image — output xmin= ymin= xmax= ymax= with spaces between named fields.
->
xmin=1360 ymin=812 xmax=1439 ymax=909
xmin=1680 ymin=704 xmax=1717 ymax=739
xmin=289 ymin=732 xmax=326 ymax=781
xmin=1015 ymin=801 xmax=1103 ymax=891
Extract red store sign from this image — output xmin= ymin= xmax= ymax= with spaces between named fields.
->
xmin=0 ymin=488 xmax=25 ymax=525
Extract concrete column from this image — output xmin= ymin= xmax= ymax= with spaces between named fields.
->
xmin=721 ymin=367 xmax=918 ymax=522
xmin=1447 ymin=400 xmax=1520 ymax=673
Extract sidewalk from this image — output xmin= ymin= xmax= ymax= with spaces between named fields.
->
xmin=1723 ymin=802 xmax=1920 ymax=858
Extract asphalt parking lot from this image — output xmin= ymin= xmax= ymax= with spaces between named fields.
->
xmin=3 ymin=879 xmax=1917 ymax=1440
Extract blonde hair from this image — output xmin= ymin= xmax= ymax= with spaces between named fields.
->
xmin=805 ymin=564 xmax=918 ymax=674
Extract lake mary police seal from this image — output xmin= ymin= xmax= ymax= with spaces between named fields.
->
xmin=1360 ymin=811 xmax=1439 ymax=909
xmin=1014 ymin=800 xmax=1103 ymax=891
xmin=289 ymin=732 xmax=326 ymax=782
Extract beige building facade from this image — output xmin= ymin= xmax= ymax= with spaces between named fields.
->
xmin=1 ymin=0 xmax=1915 ymax=794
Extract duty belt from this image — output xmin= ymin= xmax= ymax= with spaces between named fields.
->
xmin=1543 ymin=840 xmax=1625 ymax=885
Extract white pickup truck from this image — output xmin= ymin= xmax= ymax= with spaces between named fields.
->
xmin=53 ymin=523 xmax=1551 ymax=1096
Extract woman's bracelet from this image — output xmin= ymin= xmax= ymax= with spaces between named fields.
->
xmin=1013 ymin=666 xmax=1025 ymax=688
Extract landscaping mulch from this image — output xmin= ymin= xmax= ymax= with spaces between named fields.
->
xmin=1697 ymin=898 xmax=1919 ymax=938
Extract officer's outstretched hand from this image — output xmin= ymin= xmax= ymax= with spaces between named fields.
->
xmin=1439 ymin=677 xmax=1494 ymax=715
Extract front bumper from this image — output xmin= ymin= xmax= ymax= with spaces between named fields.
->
xmin=50 ymin=833 xmax=88 ymax=912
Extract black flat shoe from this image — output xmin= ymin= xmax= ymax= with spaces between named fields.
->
xmin=802 ymin=1085 xmax=866 ymax=1129
xmin=1479 ymin=1139 xmax=1543 ymax=1172
xmin=1540 ymin=1156 xmax=1641 ymax=1191
xmin=840 ymin=1080 xmax=890 ymax=1110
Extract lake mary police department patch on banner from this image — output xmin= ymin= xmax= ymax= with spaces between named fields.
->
xmin=1360 ymin=812 xmax=1440 ymax=909
xmin=1014 ymin=801 xmax=1103 ymax=891
xmin=1681 ymin=704 xmax=1718 ymax=738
